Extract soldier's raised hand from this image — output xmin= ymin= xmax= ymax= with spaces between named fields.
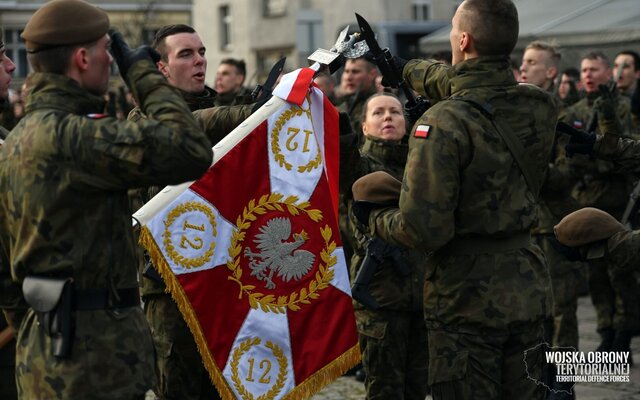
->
xmin=594 ymin=84 xmax=618 ymax=120
xmin=593 ymin=84 xmax=622 ymax=134
xmin=109 ymin=29 xmax=161 ymax=83
xmin=556 ymin=121 xmax=596 ymax=157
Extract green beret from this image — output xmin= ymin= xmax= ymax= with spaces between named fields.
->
xmin=352 ymin=171 xmax=401 ymax=205
xmin=22 ymin=0 xmax=109 ymax=53
xmin=554 ymin=207 xmax=626 ymax=247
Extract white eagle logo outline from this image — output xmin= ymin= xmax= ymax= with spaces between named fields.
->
xmin=243 ymin=217 xmax=316 ymax=289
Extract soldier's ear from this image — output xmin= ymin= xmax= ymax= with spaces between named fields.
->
xmin=73 ymin=47 xmax=91 ymax=72
xmin=459 ymin=32 xmax=471 ymax=53
xmin=157 ymin=60 xmax=169 ymax=79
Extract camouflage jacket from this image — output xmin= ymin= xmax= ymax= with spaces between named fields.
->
xmin=560 ymin=93 xmax=635 ymax=216
xmin=533 ymin=84 xmax=581 ymax=235
xmin=336 ymin=85 xmax=378 ymax=138
xmin=594 ymin=132 xmax=640 ymax=174
xmin=213 ymin=86 xmax=254 ymax=107
xmin=371 ymin=57 xmax=557 ymax=331
xmin=130 ymin=87 xmax=253 ymax=297
xmin=0 ymin=124 xmax=25 ymax=314
xmin=604 ymin=230 xmax=640 ymax=270
xmin=349 ymin=136 xmax=426 ymax=311
xmin=0 ymin=61 xmax=212 ymax=293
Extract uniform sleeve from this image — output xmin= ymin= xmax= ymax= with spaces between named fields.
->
xmin=59 ymin=60 xmax=213 ymax=190
xmin=192 ymin=103 xmax=253 ymax=144
xmin=371 ymin=105 xmax=467 ymax=251
xmin=594 ymin=133 xmax=640 ymax=173
xmin=403 ymin=59 xmax=453 ymax=101
xmin=607 ymin=230 xmax=640 ymax=270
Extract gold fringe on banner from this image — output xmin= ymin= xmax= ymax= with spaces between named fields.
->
xmin=138 ymin=226 xmax=236 ymax=400
xmin=283 ymin=344 xmax=361 ymax=400
xmin=139 ymin=226 xmax=361 ymax=400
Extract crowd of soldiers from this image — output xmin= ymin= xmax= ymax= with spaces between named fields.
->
xmin=0 ymin=0 xmax=639 ymax=399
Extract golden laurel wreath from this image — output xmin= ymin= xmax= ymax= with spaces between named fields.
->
xmin=230 ymin=337 xmax=288 ymax=400
xmin=227 ymin=193 xmax=337 ymax=314
xmin=163 ymin=201 xmax=217 ymax=269
xmin=270 ymin=106 xmax=323 ymax=173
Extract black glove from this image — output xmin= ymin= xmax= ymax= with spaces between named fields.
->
xmin=250 ymin=95 xmax=269 ymax=114
xmin=379 ymin=55 xmax=408 ymax=89
xmin=109 ymin=29 xmax=161 ymax=82
xmin=593 ymin=83 xmax=618 ymax=123
xmin=556 ymin=121 xmax=596 ymax=157
xmin=352 ymin=201 xmax=378 ymax=226
xmin=549 ymin=236 xmax=585 ymax=262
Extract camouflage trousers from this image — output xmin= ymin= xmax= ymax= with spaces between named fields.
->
xmin=356 ymin=308 xmax=429 ymax=400
xmin=16 ymin=307 xmax=155 ymax=400
xmin=427 ymin=322 xmax=546 ymax=400
xmin=535 ymin=234 xmax=585 ymax=348
xmin=587 ymin=257 xmax=640 ymax=331
xmin=144 ymin=294 xmax=220 ymax=400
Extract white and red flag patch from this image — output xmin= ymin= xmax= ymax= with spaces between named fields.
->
xmin=136 ymin=68 xmax=359 ymax=399
xmin=414 ymin=124 xmax=431 ymax=138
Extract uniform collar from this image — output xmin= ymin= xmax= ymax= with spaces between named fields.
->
xmin=25 ymin=72 xmax=106 ymax=115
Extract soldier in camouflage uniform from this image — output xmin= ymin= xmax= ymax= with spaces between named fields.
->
xmin=0 ymin=1 xmax=215 ymax=398
xmin=613 ymin=50 xmax=640 ymax=131
xmin=336 ymin=56 xmax=379 ymax=140
xmin=557 ymin=68 xmax=583 ymax=108
xmin=553 ymin=206 xmax=636 ymax=362
xmin=336 ymin=55 xmax=379 ymax=293
xmin=359 ymin=1 xmax=558 ymax=397
xmin=521 ymin=40 xmax=585 ymax=352
xmin=559 ymin=51 xmax=640 ymax=353
xmin=129 ymin=24 xmax=252 ymax=400
xmin=350 ymin=93 xmax=428 ymax=400
xmin=0 ymin=26 xmax=19 ymax=400
xmin=213 ymin=58 xmax=253 ymax=107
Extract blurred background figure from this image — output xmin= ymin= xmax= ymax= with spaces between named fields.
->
xmin=314 ymin=71 xmax=337 ymax=104
xmin=214 ymin=57 xmax=252 ymax=106
xmin=557 ymin=67 xmax=583 ymax=107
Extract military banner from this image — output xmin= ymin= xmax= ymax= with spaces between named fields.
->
xmin=137 ymin=68 xmax=360 ymax=400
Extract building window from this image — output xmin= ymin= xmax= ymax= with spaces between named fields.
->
xmin=263 ymin=0 xmax=287 ymax=17
xmin=412 ymin=0 xmax=431 ymax=21
xmin=296 ymin=10 xmax=322 ymax=54
xmin=5 ymin=29 xmax=28 ymax=78
xmin=220 ymin=5 xmax=232 ymax=50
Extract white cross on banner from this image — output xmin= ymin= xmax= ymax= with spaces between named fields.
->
xmin=136 ymin=67 xmax=360 ymax=400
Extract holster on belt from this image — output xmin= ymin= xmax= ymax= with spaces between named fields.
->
xmin=22 ymin=276 xmax=74 ymax=359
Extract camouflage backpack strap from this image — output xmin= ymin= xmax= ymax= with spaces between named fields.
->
xmin=450 ymin=96 xmax=541 ymax=198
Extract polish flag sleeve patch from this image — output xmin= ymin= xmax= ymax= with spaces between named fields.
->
xmin=414 ymin=124 xmax=431 ymax=138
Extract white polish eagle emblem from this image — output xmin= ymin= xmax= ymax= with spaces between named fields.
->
xmin=244 ymin=217 xmax=316 ymax=289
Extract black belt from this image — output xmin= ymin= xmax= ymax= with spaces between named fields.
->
xmin=75 ymin=287 xmax=140 ymax=310
xmin=438 ymin=232 xmax=532 ymax=255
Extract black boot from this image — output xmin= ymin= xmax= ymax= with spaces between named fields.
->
xmin=611 ymin=330 xmax=634 ymax=365
xmin=596 ymin=328 xmax=615 ymax=352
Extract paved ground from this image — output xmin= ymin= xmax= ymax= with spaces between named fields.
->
xmin=310 ymin=295 xmax=640 ymax=400
xmin=146 ymin=295 xmax=640 ymax=399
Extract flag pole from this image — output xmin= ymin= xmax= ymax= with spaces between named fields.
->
xmin=133 ymin=27 xmax=367 ymax=227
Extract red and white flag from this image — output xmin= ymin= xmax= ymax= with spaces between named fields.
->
xmin=137 ymin=68 xmax=359 ymax=399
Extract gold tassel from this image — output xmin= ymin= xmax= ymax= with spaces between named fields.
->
xmin=139 ymin=227 xmax=361 ymax=400
xmin=283 ymin=344 xmax=361 ymax=400
xmin=138 ymin=227 xmax=235 ymax=399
